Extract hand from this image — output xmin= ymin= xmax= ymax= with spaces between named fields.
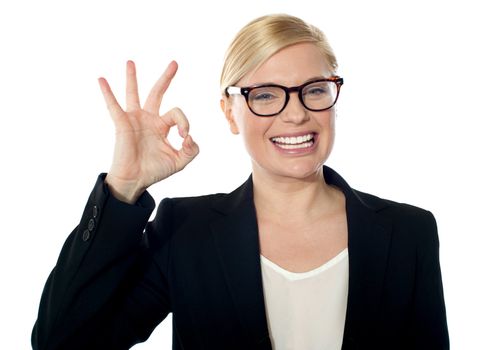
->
xmin=98 ymin=60 xmax=199 ymax=203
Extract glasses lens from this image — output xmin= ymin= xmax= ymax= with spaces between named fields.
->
xmin=302 ymin=81 xmax=338 ymax=110
xmin=248 ymin=86 xmax=286 ymax=116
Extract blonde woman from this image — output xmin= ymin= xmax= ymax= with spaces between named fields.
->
xmin=32 ymin=14 xmax=449 ymax=350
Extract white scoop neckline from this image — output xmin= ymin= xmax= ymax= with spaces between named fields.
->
xmin=260 ymin=248 xmax=348 ymax=281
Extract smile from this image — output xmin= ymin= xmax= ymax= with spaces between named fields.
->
xmin=270 ymin=133 xmax=315 ymax=150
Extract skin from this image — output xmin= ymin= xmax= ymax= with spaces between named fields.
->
xmin=221 ymin=43 xmax=348 ymax=272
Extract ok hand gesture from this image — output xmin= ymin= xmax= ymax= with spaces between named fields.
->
xmin=98 ymin=61 xmax=199 ymax=204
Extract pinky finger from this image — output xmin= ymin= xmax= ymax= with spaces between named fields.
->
xmin=98 ymin=77 xmax=124 ymax=121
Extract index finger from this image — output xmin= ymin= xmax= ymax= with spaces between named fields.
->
xmin=143 ymin=60 xmax=178 ymax=114
xmin=98 ymin=77 xmax=124 ymax=122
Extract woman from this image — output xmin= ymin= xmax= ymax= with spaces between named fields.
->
xmin=32 ymin=14 xmax=449 ymax=350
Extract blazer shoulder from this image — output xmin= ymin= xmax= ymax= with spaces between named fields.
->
xmin=353 ymin=188 xmax=437 ymax=235
xmin=166 ymin=192 xmax=228 ymax=214
xmin=145 ymin=192 xmax=228 ymax=250
xmin=353 ymin=189 xmax=439 ymax=254
xmin=354 ymin=188 xmax=433 ymax=216
xmin=153 ymin=192 xmax=227 ymax=222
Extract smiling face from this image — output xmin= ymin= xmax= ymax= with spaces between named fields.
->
xmin=221 ymin=42 xmax=337 ymax=181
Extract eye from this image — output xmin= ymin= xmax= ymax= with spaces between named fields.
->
xmin=304 ymin=86 xmax=328 ymax=96
xmin=249 ymin=87 xmax=282 ymax=104
xmin=252 ymin=92 xmax=276 ymax=101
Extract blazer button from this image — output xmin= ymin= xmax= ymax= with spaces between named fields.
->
xmin=92 ymin=205 xmax=98 ymax=218
xmin=82 ymin=229 xmax=91 ymax=242
xmin=88 ymin=218 xmax=95 ymax=232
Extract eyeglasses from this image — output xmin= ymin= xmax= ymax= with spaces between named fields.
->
xmin=225 ymin=77 xmax=343 ymax=117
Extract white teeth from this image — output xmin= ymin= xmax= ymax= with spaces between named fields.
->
xmin=275 ymin=141 xmax=314 ymax=150
xmin=271 ymin=133 xmax=314 ymax=145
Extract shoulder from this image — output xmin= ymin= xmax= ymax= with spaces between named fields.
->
xmin=157 ymin=192 xmax=227 ymax=218
xmin=352 ymin=189 xmax=439 ymax=245
xmin=144 ymin=193 xmax=227 ymax=251
xmin=354 ymin=189 xmax=433 ymax=218
xmin=326 ymin=165 xmax=436 ymax=229
xmin=151 ymin=192 xmax=229 ymax=232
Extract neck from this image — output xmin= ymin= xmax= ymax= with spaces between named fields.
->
xmin=252 ymin=164 xmax=339 ymax=221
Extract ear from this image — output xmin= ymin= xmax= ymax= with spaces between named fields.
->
xmin=220 ymin=97 xmax=240 ymax=135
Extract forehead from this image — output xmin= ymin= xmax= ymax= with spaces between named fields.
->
xmin=240 ymin=43 xmax=333 ymax=86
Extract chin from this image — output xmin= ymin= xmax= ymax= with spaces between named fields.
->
xmin=278 ymin=147 xmax=332 ymax=179
xmin=281 ymin=160 xmax=325 ymax=179
xmin=255 ymin=158 xmax=326 ymax=181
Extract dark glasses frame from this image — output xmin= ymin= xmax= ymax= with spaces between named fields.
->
xmin=225 ymin=76 xmax=344 ymax=117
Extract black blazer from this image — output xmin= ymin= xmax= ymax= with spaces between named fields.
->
xmin=32 ymin=166 xmax=449 ymax=350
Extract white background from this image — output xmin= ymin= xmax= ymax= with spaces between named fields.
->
xmin=1 ymin=0 xmax=491 ymax=348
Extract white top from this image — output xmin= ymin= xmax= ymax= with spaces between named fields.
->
xmin=260 ymin=248 xmax=349 ymax=350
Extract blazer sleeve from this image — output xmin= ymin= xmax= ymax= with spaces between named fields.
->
xmin=413 ymin=211 xmax=449 ymax=349
xmin=32 ymin=173 xmax=173 ymax=350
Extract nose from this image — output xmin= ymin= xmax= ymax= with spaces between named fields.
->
xmin=278 ymin=92 xmax=310 ymax=124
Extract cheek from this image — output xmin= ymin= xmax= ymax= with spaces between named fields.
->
xmin=316 ymin=111 xmax=336 ymax=151
xmin=232 ymin=103 xmax=268 ymax=137
xmin=242 ymin=120 xmax=271 ymax=147
xmin=324 ymin=111 xmax=336 ymax=133
xmin=328 ymin=113 xmax=336 ymax=140
xmin=313 ymin=110 xmax=336 ymax=133
xmin=329 ymin=114 xmax=336 ymax=135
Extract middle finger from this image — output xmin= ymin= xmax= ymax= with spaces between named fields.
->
xmin=126 ymin=60 xmax=141 ymax=111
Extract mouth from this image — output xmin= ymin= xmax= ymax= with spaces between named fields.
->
xmin=270 ymin=132 xmax=317 ymax=150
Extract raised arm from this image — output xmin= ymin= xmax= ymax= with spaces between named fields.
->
xmin=32 ymin=61 xmax=198 ymax=349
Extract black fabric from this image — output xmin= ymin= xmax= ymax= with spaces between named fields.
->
xmin=32 ymin=166 xmax=449 ymax=349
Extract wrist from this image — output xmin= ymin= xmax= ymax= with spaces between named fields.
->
xmin=104 ymin=174 xmax=146 ymax=205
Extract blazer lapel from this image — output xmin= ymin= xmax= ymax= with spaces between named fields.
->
xmin=210 ymin=176 xmax=272 ymax=348
xmin=324 ymin=167 xmax=393 ymax=347
xmin=210 ymin=166 xmax=393 ymax=349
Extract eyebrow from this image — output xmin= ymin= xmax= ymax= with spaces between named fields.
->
xmin=248 ymin=76 xmax=329 ymax=87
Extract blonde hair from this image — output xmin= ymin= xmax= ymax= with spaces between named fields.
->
xmin=220 ymin=14 xmax=338 ymax=94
